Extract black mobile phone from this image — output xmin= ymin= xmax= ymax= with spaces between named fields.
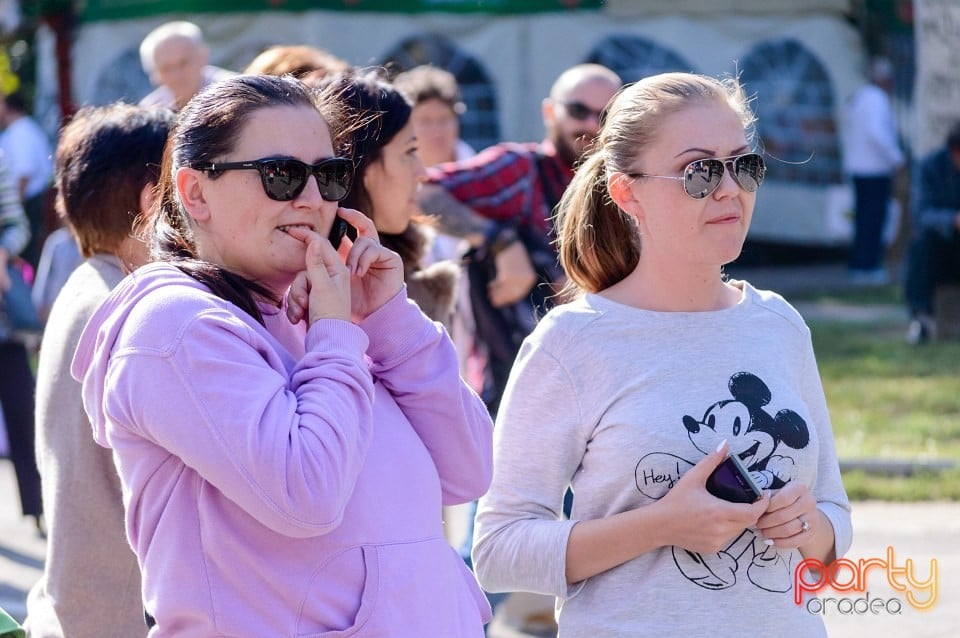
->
xmin=328 ymin=216 xmax=358 ymax=250
xmin=706 ymin=454 xmax=763 ymax=504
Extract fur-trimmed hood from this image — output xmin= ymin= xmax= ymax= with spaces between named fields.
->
xmin=407 ymin=259 xmax=459 ymax=327
xmin=380 ymin=222 xmax=460 ymax=327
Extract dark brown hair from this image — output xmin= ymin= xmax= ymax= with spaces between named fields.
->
xmin=321 ymin=70 xmax=429 ymax=271
xmin=55 ymin=102 xmax=175 ymax=258
xmin=146 ymin=74 xmax=344 ymax=323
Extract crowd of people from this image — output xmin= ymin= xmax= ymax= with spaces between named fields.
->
xmin=0 ymin=16 xmax=954 ymax=638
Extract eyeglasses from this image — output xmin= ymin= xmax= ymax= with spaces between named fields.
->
xmin=562 ymin=101 xmax=606 ymax=122
xmin=627 ymin=153 xmax=766 ymax=200
xmin=196 ymin=157 xmax=354 ymax=202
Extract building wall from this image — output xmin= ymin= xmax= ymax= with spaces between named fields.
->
xmin=66 ymin=9 xmax=866 ymax=244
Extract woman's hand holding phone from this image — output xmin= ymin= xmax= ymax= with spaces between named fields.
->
xmin=284 ymin=224 xmax=351 ymax=325
xmin=655 ymin=441 xmax=769 ymax=554
xmin=334 ymin=207 xmax=404 ymax=321
xmin=755 ymin=481 xmax=818 ymax=549
xmin=285 ymin=207 xmax=403 ymax=326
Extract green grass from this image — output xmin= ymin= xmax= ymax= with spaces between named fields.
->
xmin=807 ymin=308 xmax=960 ymax=501
xmin=793 ymin=283 xmax=903 ymax=305
xmin=841 ymin=467 xmax=960 ymax=501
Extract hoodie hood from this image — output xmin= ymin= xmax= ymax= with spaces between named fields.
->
xmin=71 ymin=263 xmax=210 ymax=446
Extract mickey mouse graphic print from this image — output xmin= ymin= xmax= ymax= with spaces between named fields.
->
xmin=639 ymin=371 xmax=810 ymax=593
xmin=473 ymin=280 xmax=852 ymax=637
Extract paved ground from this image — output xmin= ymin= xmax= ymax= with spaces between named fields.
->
xmin=1 ymin=461 xmax=45 ymax=623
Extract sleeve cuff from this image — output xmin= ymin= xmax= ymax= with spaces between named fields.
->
xmin=359 ymin=286 xmax=438 ymax=364
xmin=557 ymin=519 xmax=587 ymax=600
xmin=818 ymin=501 xmax=853 ymax=560
xmin=305 ymin=317 xmax=369 ymax=359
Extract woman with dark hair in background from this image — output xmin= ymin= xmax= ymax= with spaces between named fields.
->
xmin=72 ymin=74 xmax=493 ymax=636
xmin=320 ymin=69 xmax=462 ymax=327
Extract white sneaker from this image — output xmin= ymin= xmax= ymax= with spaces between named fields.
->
xmin=906 ymin=315 xmax=935 ymax=345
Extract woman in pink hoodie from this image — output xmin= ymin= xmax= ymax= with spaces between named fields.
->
xmin=72 ymin=74 xmax=493 ymax=637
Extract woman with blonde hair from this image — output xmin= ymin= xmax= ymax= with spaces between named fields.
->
xmin=473 ymin=72 xmax=851 ymax=636
xmin=321 ymin=69 xmax=462 ymax=326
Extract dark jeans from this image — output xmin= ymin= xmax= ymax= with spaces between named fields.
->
xmin=459 ymin=499 xmax=510 ymax=624
xmin=904 ymin=227 xmax=960 ymax=316
xmin=22 ymin=190 xmax=50 ymax=269
xmin=0 ymin=341 xmax=41 ymax=517
xmin=849 ymin=175 xmax=893 ymax=271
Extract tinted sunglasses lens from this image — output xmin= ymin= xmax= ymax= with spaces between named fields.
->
xmin=733 ymin=154 xmax=765 ymax=192
xmin=315 ymin=160 xmax=353 ymax=202
xmin=565 ymin=102 xmax=591 ymax=120
xmin=683 ymin=159 xmax=725 ymax=199
xmin=261 ymin=160 xmax=308 ymax=201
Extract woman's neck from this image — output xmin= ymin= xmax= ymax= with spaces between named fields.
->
xmin=601 ymin=260 xmax=740 ymax=312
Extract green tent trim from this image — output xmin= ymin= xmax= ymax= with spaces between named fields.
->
xmin=36 ymin=0 xmax=603 ymax=23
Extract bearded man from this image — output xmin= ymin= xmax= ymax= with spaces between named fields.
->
xmin=418 ymin=63 xmax=622 ymax=309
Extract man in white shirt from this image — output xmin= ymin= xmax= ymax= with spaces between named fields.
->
xmin=841 ymin=57 xmax=905 ymax=285
xmin=138 ymin=20 xmax=234 ymax=111
xmin=0 ymin=90 xmax=54 ymax=267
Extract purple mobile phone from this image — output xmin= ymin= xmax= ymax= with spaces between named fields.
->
xmin=706 ymin=454 xmax=763 ymax=503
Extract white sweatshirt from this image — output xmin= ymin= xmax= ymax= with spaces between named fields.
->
xmin=473 ymin=280 xmax=852 ymax=637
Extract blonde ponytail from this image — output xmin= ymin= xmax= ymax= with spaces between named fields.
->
xmin=555 ymin=152 xmax=640 ymax=295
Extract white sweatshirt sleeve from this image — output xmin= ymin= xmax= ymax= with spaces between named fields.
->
xmin=799 ymin=328 xmax=853 ymax=559
xmin=472 ymin=336 xmax=585 ymax=597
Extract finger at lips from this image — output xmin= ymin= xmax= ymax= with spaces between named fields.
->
xmin=283 ymin=225 xmax=319 ymax=244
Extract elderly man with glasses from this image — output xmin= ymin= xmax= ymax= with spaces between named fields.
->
xmin=138 ymin=21 xmax=235 ymax=111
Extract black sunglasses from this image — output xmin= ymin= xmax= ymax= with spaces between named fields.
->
xmin=562 ymin=101 xmax=606 ymax=122
xmin=197 ymin=157 xmax=354 ymax=202
xmin=627 ymin=153 xmax=766 ymax=200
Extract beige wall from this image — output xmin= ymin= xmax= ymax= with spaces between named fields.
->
xmin=68 ymin=9 xmax=863 ymax=244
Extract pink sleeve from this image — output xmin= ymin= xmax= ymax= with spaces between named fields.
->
xmin=360 ymin=289 xmax=494 ymax=504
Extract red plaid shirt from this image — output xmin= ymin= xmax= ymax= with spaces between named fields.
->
xmin=425 ymin=139 xmax=573 ymax=239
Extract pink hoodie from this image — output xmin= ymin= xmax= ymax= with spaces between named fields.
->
xmin=72 ymin=263 xmax=493 ymax=637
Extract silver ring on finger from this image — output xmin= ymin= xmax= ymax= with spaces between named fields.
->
xmin=798 ymin=516 xmax=810 ymax=533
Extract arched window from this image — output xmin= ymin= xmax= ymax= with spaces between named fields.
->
xmin=584 ymin=35 xmax=694 ymax=85
xmin=381 ymin=34 xmax=500 ymax=152
xmin=91 ymin=48 xmax=153 ymax=106
xmin=739 ymin=39 xmax=841 ymax=185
